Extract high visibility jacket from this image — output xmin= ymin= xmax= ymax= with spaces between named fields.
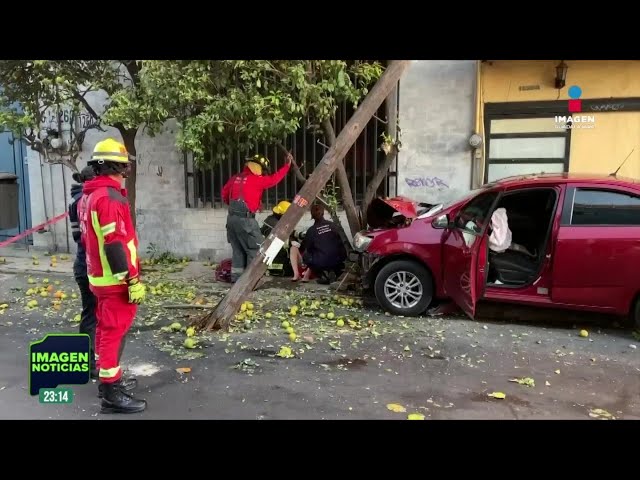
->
xmin=77 ymin=176 xmax=140 ymax=293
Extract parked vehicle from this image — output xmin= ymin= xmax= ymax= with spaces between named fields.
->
xmin=355 ymin=173 xmax=640 ymax=329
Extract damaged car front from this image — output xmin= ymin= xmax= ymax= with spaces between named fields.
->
xmin=354 ymin=196 xmax=445 ymax=291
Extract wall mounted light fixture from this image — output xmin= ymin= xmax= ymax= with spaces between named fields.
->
xmin=555 ymin=60 xmax=568 ymax=89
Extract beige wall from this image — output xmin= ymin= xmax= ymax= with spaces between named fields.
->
xmin=480 ymin=60 xmax=640 ymax=180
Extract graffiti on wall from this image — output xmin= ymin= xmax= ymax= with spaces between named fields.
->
xmin=404 ymin=176 xmax=449 ymax=189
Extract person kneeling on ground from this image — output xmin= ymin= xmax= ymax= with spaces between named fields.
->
xmin=291 ymin=202 xmax=346 ymax=284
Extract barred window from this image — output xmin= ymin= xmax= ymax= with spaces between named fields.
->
xmin=184 ymin=100 xmax=398 ymax=210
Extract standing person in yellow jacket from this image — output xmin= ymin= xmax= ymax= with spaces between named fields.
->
xmin=78 ymin=138 xmax=147 ymax=414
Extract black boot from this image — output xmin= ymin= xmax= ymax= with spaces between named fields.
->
xmin=97 ymin=377 xmax=137 ymax=398
xmin=100 ymin=382 xmax=147 ymax=414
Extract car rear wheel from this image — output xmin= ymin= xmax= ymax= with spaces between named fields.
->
xmin=374 ymin=260 xmax=433 ymax=317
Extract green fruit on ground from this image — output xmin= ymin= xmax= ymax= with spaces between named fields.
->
xmin=186 ymin=327 xmax=195 ymax=337
xmin=247 ymin=303 xmax=254 ymax=310
xmin=184 ymin=338 xmax=197 ymax=349
xmin=265 ymin=313 xmax=272 ymax=318
xmin=320 ymin=313 xmax=326 ymax=319
xmin=170 ymin=322 xmax=182 ymax=331
xmin=289 ymin=332 xmax=297 ymax=341
xmin=327 ymin=312 xmax=335 ymax=320
xmin=286 ymin=326 xmax=294 ymax=334
xmin=282 ymin=321 xmax=290 ymax=329
xmin=336 ymin=319 xmax=345 ymax=327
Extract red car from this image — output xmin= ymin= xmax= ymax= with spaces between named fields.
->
xmin=355 ymin=173 xmax=640 ymax=329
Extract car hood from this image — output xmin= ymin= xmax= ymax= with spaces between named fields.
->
xmin=367 ymin=196 xmax=436 ymax=229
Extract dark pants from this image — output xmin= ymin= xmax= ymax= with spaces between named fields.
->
xmin=226 ymin=204 xmax=264 ymax=282
xmin=74 ymin=267 xmax=97 ymax=370
xmin=303 ymin=252 xmax=345 ymax=284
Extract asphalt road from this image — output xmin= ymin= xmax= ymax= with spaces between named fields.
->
xmin=1 ymin=270 xmax=639 ymax=420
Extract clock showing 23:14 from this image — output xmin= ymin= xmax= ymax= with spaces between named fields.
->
xmin=39 ymin=387 xmax=74 ymax=404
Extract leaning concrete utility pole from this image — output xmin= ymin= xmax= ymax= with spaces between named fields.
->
xmin=195 ymin=60 xmax=412 ymax=331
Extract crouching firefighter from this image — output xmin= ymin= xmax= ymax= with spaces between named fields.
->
xmin=78 ymin=138 xmax=147 ymax=414
xmin=222 ymin=152 xmax=293 ymax=282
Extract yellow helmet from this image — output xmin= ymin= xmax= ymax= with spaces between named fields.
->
xmin=246 ymin=154 xmax=270 ymax=176
xmin=273 ymin=200 xmax=291 ymax=215
xmin=91 ymin=138 xmax=130 ymax=164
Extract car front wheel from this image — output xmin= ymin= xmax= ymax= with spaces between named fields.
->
xmin=374 ymin=260 xmax=433 ymax=317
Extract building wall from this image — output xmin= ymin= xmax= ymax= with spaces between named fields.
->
xmin=480 ymin=60 xmax=640 ymax=180
xmin=28 ymin=60 xmax=478 ymax=259
xmin=397 ymin=60 xmax=477 ymax=205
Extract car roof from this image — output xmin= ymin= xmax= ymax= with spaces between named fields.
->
xmin=485 ymin=172 xmax=640 ymax=189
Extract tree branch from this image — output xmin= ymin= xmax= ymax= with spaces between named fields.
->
xmin=277 ymin=142 xmax=306 ymax=184
xmin=321 ymin=118 xmax=361 ymax=237
xmin=123 ymin=60 xmax=141 ymax=88
xmin=72 ymin=90 xmax=99 ymax=121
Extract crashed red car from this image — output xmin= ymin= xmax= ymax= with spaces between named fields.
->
xmin=355 ymin=173 xmax=640 ymax=329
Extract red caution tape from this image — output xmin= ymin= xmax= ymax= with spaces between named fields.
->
xmin=0 ymin=212 xmax=69 ymax=248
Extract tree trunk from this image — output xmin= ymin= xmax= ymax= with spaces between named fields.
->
xmin=193 ymin=60 xmax=411 ymax=332
xmin=362 ymin=85 xmax=399 ymax=228
xmin=119 ymin=128 xmax=138 ymax=228
xmin=321 ymin=119 xmax=362 ymax=237
xmin=278 ymin=142 xmax=352 ymax=253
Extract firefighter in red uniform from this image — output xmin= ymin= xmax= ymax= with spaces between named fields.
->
xmin=222 ymin=153 xmax=293 ymax=282
xmin=78 ymin=138 xmax=147 ymax=414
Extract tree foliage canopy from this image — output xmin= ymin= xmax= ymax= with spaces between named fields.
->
xmin=106 ymin=60 xmax=385 ymax=167
xmin=0 ymin=60 xmax=140 ymax=170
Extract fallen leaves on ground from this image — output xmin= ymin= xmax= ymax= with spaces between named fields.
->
xmin=509 ymin=377 xmax=535 ymax=387
xmin=276 ymin=346 xmax=294 ymax=358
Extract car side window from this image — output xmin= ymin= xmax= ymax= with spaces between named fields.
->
xmin=571 ymin=189 xmax=640 ymax=226
xmin=455 ymin=191 xmax=499 ymax=234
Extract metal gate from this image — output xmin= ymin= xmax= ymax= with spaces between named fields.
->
xmin=0 ymin=129 xmax=32 ymax=245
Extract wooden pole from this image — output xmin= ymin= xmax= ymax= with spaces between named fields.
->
xmin=197 ymin=60 xmax=412 ymax=331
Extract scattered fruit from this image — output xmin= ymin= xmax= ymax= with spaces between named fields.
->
xmin=170 ymin=322 xmax=182 ymax=331
xmin=407 ymin=413 xmax=425 ymax=420
xmin=183 ymin=338 xmax=197 ymax=349
xmin=73 ymin=314 xmax=81 ymax=322
xmin=336 ymin=319 xmax=345 ymax=327
xmin=246 ymin=303 xmax=254 ymax=310
xmin=488 ymin=392 xmax=506 ymax=399
xmin=281 ymin=321 xmax=291 ymax=329
xmin=265 ymin=312 xmax=272 ymax=319
xmin=579 ymin=329 xmax=589 ymax=338
xmin=27 ymin=278 xmax=36 ymax=284
xmin=286 ymin=326 xmax=294 ymax=334
xmin=327 ymin=312 xmax=335 ymax=320
xmin=186 ymin=327 xmax=195 ymax=337
xmin=289 ymin=332 xmax=297 ymax=341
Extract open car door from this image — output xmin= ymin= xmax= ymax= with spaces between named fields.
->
xmin=442 ymin=190 xmax=500 ymax=319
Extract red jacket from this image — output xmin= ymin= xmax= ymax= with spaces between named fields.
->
xmin=78 ymin=176 xmax=140 ymax=294
xmin=222 ymin=163 xmax=291 ymax=213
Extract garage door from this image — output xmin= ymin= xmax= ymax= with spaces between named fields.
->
xmin=485 ymin=116 xmax=570 ymax=183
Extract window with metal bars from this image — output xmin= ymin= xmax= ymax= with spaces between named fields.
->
xmin=184 ymin=98 xmax=398 ymax=210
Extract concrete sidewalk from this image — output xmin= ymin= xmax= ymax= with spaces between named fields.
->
xmin=0 ymin=247 xmax=74 ymax=276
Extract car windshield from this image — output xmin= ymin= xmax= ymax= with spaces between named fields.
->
xmin=416 ymin=186 xmax=491 ymax=219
